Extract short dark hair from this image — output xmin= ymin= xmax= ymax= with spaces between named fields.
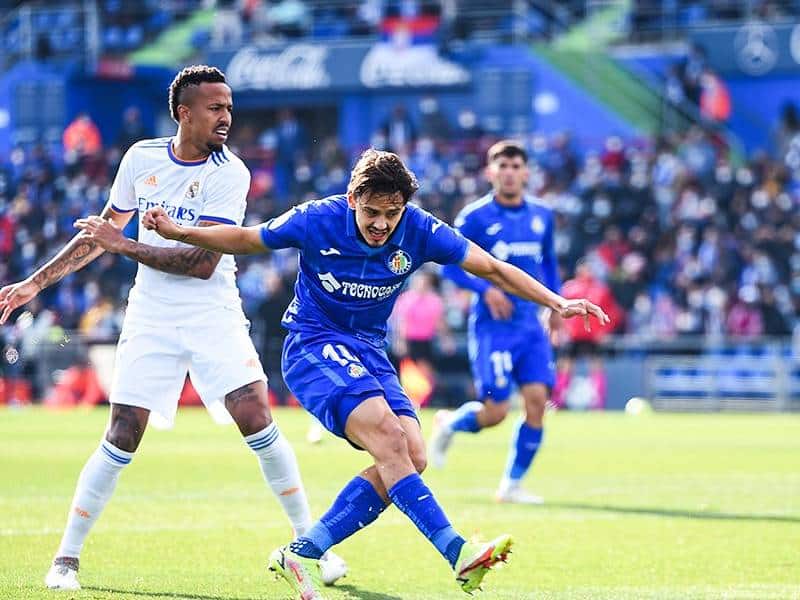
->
xmin=168 ymin=65 xmax=227 ymax=123
xmin=487 ymin=139 xmax=528 ymax=164
xmin=347 ymin=149 xmax=420 ymax=203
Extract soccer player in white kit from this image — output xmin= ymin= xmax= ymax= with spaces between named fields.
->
xmin=0 ymin=65 xmax=345 ymax=590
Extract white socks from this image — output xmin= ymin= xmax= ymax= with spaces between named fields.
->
xmin=56 ymin=440 xmax=133 ymax=558
xmin=54 ymin=424 xmax=312 ymax=560
xmin=245 ymin=423 xmax=313 ymax=536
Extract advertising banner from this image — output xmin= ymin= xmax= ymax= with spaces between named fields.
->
xmin=209 ymin=41 xmax=471 ymax=92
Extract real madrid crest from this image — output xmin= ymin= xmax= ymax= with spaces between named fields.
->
xmin=185 ymin=180 xmax=200 ymax=199
xmin=387 ymin=249 xmax=412 ymax=275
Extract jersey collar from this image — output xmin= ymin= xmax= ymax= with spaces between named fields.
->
xmin=346 ymin=205 xmax=409 ymax=253
xmin=492 ymin=193 xmax=527 ymax=215
xmin=168 ymin=139 xmax=209 ymax=166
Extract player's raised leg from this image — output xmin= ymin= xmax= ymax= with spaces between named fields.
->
xmin=496 ymin=382 xmax=547 ymax=504
xmin=45 ymin=404 xmax=148 ymax=590
xmin=272 ymin=397 xmax=512 ymax=596
xmin=347 ymin=400 xmax=512 ymax=592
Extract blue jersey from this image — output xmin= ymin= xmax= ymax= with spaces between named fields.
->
xmin=443 ymin=194 xmax=561 ymax=334
xmin=259 ymin=195 xmax=469 ymax=345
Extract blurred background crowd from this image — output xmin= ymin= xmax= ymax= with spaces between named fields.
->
xmin=3 ymin=105 xmax=798 ymax=345
xmin=2 ymin=0 xmax=799 ymax=408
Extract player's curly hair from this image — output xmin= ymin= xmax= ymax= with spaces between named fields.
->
xmin=487 ymin=139 xmax=528 ymax=164
xmin=347 ymin=149 xmax=420 ymax=204
xmin=168 ymin=65 xmax=227 ymax=123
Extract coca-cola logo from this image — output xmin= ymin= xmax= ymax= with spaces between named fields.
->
xmin=226 ymin=45 xmax=331 ymax=91
xmin=360 ymin=44 xmax=470 ymax=88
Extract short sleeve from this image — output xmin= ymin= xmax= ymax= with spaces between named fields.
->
xmin=259 ymin=203 xmax=309 ymax=250
xmin=198 ymin=163 xmax=250 ymax=226
xmin=424 ymin=214 xmax=469 ymax=265
xmin=452 ymin=207 xmax=482 ymax=243
xmin=108 ymin=148 xmax=137 ymax=213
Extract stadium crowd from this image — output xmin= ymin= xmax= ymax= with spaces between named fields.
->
xmin=1 ymin=106 xmax=799 ymax=379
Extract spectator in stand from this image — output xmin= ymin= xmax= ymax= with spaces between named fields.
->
xmin=699 ymin=68 xmax=731 ymax=125
xmin=678 ymin=43 xmax=707 ymax=107
xmin=115 ymin=107 xmax=150 ymax=152
xmin=392 ymin=269 xmax=451 ymax=407
xmin=380 ymin=105 xmax=417 ymax=154
xmin=553 ymin=258 xmax=622 ymax=410
xmin=0 ymin=205 xmax=14 ymax=261
xmin=773 ymin=101 xmax=800 ymax=160
xmin=62 ymin=113 xmax=103 ymax=159
xmin=727 ymin=285 xmax=764 ymax=337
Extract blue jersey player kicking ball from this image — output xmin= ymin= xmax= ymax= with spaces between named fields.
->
xmin=142 ymin=149 xmax=608 ymax=599
xmin=434 ymin=140 xmax=566 ymax=505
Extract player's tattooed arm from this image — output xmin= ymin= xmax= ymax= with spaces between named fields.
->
xmin=118 ymin=240 xmax=222 ymax=280
xmin=0 ymin=205 xmax=137 ymax=324
xmin=30 ymin=204 xmax=121 ymax=291
xmin=75 ymin=216 xmax=222 ymax=279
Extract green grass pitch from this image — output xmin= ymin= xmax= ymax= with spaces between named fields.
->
xmin=1 ymin=407 xmax=799 ymax=599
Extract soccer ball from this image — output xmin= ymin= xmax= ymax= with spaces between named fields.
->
xmin=625 ymin=397 xmax=652 ymax=415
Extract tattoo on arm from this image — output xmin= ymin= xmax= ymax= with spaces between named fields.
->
xmin=30 ymin=233 xmax=104 ymax=292
xmin=121 ymin=244 xmax=221 ymax=279
xmin=28 ymin=205 xmax=122 ymax=292
xmin=122 ymin=221 xmax=222 ymax=279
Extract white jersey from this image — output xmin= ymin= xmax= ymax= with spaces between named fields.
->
xmin=109 ymin=137 xmax=250 ymax=328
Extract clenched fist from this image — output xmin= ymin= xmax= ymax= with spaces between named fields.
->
xmin=142 ymin=207 xmax=183 ymax=241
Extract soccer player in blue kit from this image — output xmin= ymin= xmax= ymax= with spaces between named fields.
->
xmin=432 ymin=140 xmax=564 ymax=504
xmin=143 ymin=149 xmax=608 ymax=599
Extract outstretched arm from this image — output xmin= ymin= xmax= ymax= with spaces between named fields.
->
xmin=0 ymin=205 xmax=134 ymax=324
xmin=460 ymin=241 xmax=610 ymax=328
xmin=141 ymin=207 xmax=266 ymax=255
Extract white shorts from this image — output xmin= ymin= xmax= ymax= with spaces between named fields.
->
xmin=109 ymin=316 xmax=267 ymax=428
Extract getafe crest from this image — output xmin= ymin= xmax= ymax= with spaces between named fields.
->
xmin=185 ymin=180 xmax=200 ymax=199
xmin=387 ymin=249 xmax=412 ymax=275
xmin=531 ymin=215 xmax=545 ymax=234
xmin=348 ymin=363 xmax=366 ymax=378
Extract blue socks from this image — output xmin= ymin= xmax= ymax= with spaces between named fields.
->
xmin=388 ymin=473 xmax=465 ymax=567
xmin=504 ymin=421 xmax=543 ymax=481
xmin=290 ymin=473 xmax=466 ymax=569
xmin=448 ymin=401 xmax=483 ymax=433
xmin=291 ymin=476 xmax=387 ymax=559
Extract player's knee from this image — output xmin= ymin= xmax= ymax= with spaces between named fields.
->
xmin=409 ymin=446 xmax=427 ymax=473
xmin=484 ymin=402 xmax=509 ymax=427
xmin=525 ymin=392 xmax=547 ymax=416
xmin=226 ymin=382 xmax=273 ymax=436
xmin=105 ymin=424 xmax=142 ymax=453
xmin=374 ymin=413 xmax=408 ymax=458
xmin=233 ymin=408 xmax=273 ymax=436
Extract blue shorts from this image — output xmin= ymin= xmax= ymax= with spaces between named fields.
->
xmin=468 ymin=327 xmax=554 ymax=403
xmin=282 ymin=328 xmax=418 ymax=443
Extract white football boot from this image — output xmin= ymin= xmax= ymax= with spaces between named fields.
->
xmin=45 ymin=557 xmax=80 ymax=590
xmin=495 ymin=480 xmax=544 ymax=505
